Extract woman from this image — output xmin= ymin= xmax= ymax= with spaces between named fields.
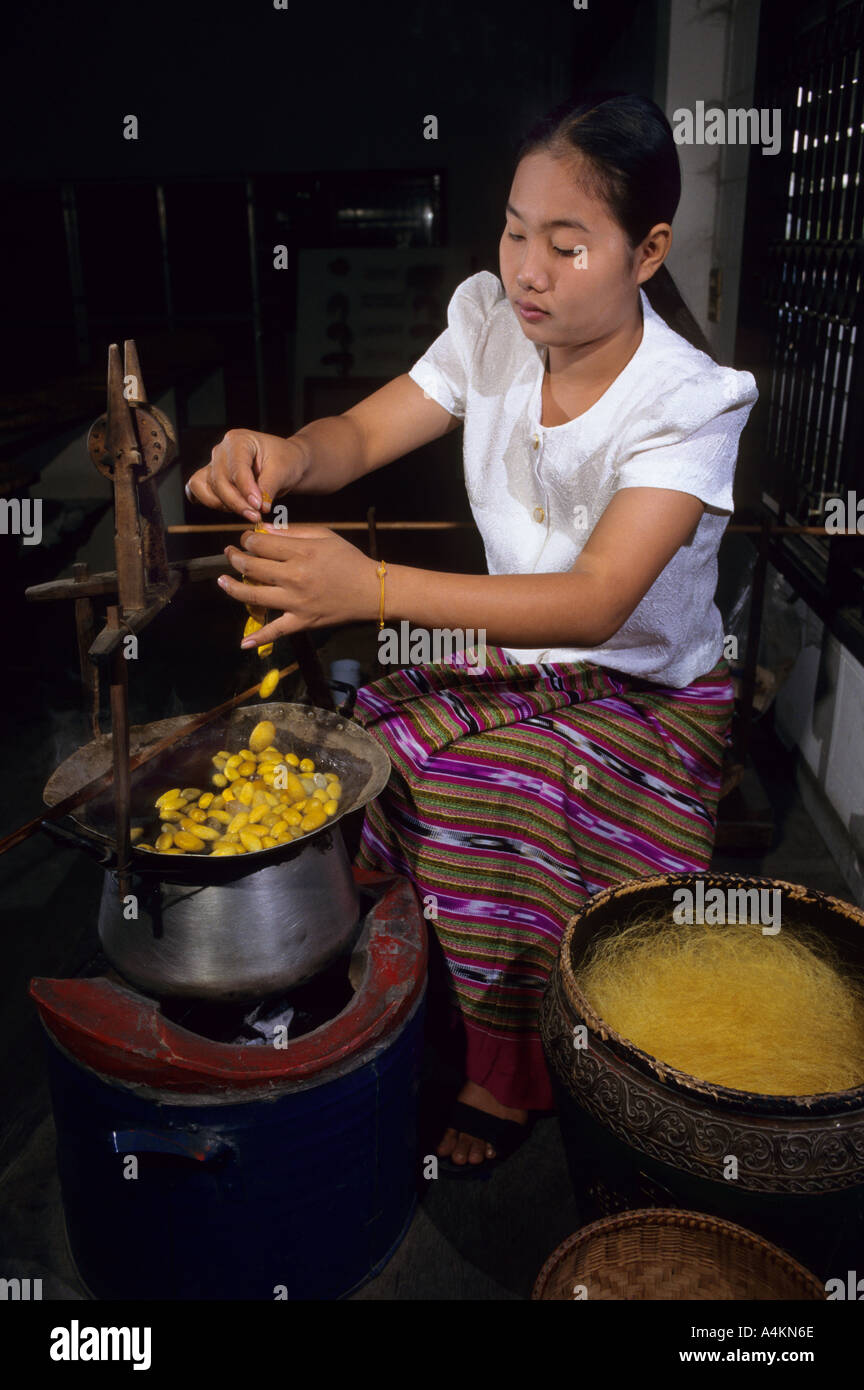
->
xmin=187 ymin=92 xmax=757 ymax=1173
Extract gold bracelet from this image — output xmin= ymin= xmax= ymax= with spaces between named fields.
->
xmin=376 ymin=560 xmax=387 ymax=629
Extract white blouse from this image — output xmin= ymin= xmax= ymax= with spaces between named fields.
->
xmin=408 ymin=271 xmax=758 ymax=688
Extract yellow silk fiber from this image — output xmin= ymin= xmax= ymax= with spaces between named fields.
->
xmin=577 ymin=913 xmax=864 ymax=1095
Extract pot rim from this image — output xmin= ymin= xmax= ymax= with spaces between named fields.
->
xmin=558 ymin=871 xmax=864 ymax=1114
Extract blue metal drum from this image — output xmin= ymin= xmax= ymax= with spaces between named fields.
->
xmin=32 ymin=873 xmax=427 ymax=1300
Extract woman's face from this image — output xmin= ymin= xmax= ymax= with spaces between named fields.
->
xmin=499 ymin=150 xmax=656 ymax=350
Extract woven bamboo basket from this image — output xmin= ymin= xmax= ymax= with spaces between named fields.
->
xmin=532 ymin=1208 xmax=826 ymax=1301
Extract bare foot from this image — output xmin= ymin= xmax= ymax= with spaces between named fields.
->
xmin=436 ymin=1080 xmax=528 ymax=1166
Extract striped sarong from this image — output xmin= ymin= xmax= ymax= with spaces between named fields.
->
xmin=353 ymin=646 xmax=734 ymax=1110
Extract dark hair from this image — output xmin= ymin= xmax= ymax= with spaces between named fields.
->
xmin=517 ymin=92 xmax=716 ymax=361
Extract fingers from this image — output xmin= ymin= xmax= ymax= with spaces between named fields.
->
xmin=215 ymin=573 xmax=304 ymax=646
xmin=223 ymin=545 xmax=286 ymax=588
xmin=217 ymin=572 xmax=284 ymax=609
xmin=221 ymin=431 xmax=265 ymax=517
xmin=185 ymin=469 xmax=230 ymax=512
xmin=241 ymin=613 xmax=299 ymax=646
xmin=186 ymin=430 xmax=269 ymax=521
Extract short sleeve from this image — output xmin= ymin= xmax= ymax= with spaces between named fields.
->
xmin=408 ymin=271 xmax=503 ymax=420
xmin=615 ymin=367 xmax=758 ymax=514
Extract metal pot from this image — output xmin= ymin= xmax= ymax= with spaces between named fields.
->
xmin=97 ymin=826 xmax=361 ymax=1001
xmin=43 ymin=702 xmax=391 ymax=1000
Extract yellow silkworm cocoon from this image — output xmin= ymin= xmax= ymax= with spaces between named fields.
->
xmin=185 ymin=807 xmax=207 ymax=824
xmin=189 ymin=822 xmax=219 ymax=841
xmin=249 ymin=720 xmax=276 ymax=753
xmin=299 ymin=758 xmax=315 ymax=774
xmin=247 ymin=803 xmax=268 ymax=825
xmin=197 ymin=792 xmax=214 ymax=810
xmin=239 ymin=829 xmax=263 ymax=853
xmin=155 ymin=788 xmax=183 ymax=808
xmin=261 ymin=835 xmax=277 ymax=849
xmin=277 ymin=771 xmax=305 ymax=802
xmin=236 ymin=782 xmax=255 ymax=806
xmin=300 ymin=808 xmax=327 ymax=833
xmin=227 ymin=812 xmax=250 ymax=834
xmin=159 ymin=808 xmax=183 ymax=823
xmin=258 ymin=668 xmax=280 ymax=699
xmin=323 ymin=799 xmax=339 ymax=816
xmin=155 ymin=832 xmax=174 ymax=852
xmin=173 ymin=830 xmax=205 ymax=852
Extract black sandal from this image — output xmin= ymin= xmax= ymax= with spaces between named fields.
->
xmin=437 ymin=1101 xmax=529 ymax=1179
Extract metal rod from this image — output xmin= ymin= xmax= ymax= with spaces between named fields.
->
xmin=60 ymin=182 xmax=90 ymax=367
xmin=72 ymin=562 xmax=100 ymax=737
xmin=155 ymin=183 xmax=174 ymax=330
xmin=106 ymin=605 xmax=132 ymax=896
xmin=166 ymin=522 xmax=864 ymax=537
xmin=246 ymin=176 xmax=267 ymax=430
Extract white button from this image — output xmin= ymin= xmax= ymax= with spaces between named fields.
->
xmin=533 ymin=506 xmax=545 ymax=523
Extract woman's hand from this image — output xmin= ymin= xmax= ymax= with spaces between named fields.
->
xmin=185 ymin=429 xmax=307 ymax=522
xmin=218 ymin=523 xmax=380 ymax=643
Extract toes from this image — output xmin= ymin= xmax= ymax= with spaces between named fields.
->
xmin=451 ymin=1132 xmax=471 ymax=1164
xmin=437 ymin=1127 xmax=496 ymax=1166
xmin=468 ymin=1136 xmax=494 ymax=1164
xmin=436 ymin=1127 xmax=459 ymax=1159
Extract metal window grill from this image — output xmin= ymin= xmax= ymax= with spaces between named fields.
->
xmin=761 ymin=0 xmax=864 ymax=561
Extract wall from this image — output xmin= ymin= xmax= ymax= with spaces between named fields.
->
xmin=658 ymin=0 xmax=761 ymax=360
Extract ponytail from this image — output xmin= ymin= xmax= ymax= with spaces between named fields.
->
xmin=644 ymin=265 xmax=717 ymax=362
